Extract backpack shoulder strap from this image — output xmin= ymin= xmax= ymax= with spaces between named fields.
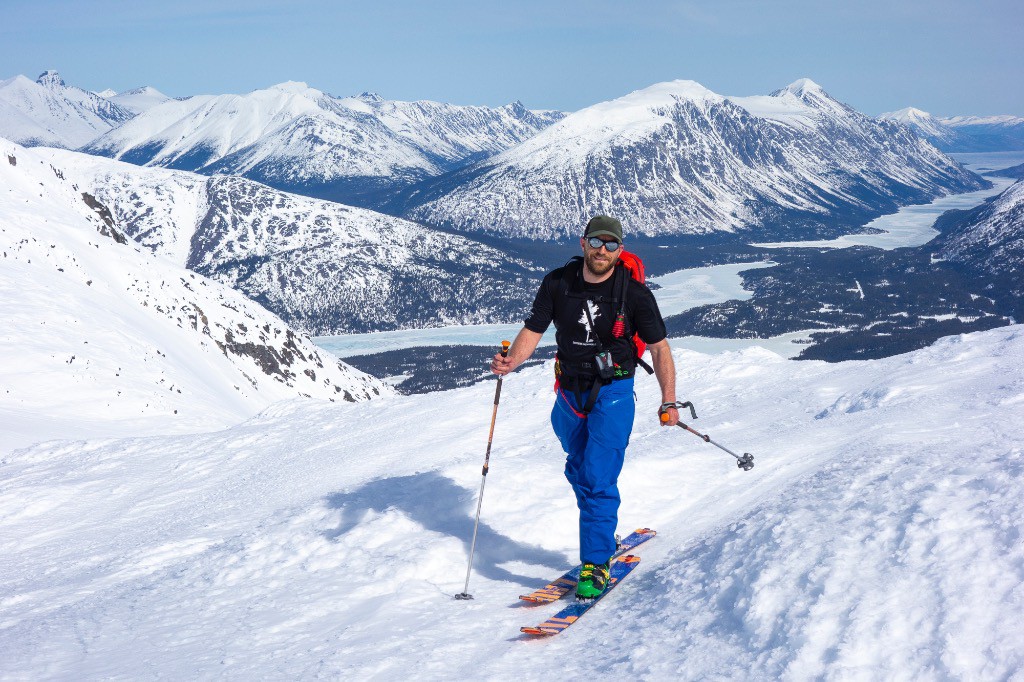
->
xmin=560 ymin=256 xmax=583 ymax=283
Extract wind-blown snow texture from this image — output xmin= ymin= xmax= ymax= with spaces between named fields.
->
xmin=2 ymin=322 xmax=1022 ymax=678
xmin=35 ymin=148 xmax=542 ymax=335
xmin=1 ymin=138 xmax=386 ymax=452
xmin=401 ymin=79 xmax=984 ymax=240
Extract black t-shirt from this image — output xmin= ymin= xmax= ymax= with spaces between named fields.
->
xmin=524 ymin=259 xmax=667 ymax=378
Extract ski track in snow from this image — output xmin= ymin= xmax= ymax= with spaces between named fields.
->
xmin=2 ymin=327 xmax=1023 ymax=679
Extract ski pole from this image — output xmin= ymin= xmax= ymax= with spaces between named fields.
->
xmin=455 ymin=340 xmax=511 ymax=600
xmin=660 ymin=401 xmax=755 ymax=471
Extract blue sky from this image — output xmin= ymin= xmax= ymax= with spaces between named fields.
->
xmin=2 ymin=0 xmax=1021 ymax=116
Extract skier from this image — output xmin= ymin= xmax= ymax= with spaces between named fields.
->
xmin=491 ymin=215 xmax=679 ymax=599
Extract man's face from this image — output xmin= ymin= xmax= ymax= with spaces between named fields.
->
xmin=580 ymin=236 xmax=622 ymax=277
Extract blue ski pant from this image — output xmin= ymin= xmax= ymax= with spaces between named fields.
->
xmin=551 ymin=377 xmax=635 ymax=564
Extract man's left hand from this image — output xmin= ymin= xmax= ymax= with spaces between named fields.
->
xmin=659 ymin=404 xmax=679 ymax=427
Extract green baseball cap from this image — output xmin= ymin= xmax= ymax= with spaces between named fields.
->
xmin=585 ymin=215 xmax=623 ymax=242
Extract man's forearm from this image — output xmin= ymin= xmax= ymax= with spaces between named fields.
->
xmin=649 ymin=339 xmax=676 ymax=403
xmin=507 ymin=328 xmax=543 ymax=369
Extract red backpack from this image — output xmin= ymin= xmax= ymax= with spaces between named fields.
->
xmin=615 ymin=250 xmax=650 ymax=366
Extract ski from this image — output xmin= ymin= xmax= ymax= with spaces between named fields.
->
xmin=518 ymin=527 xmax=655 ymax=604
xmin=520 ymin=555 xmax=641 ymax=636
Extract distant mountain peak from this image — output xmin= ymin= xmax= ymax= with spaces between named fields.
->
xmin=569 ymin=80 xmax=722 ymax=123
xmin=120 ymin=85 xmax=158 ymax=96
xmin=781 ymin=78 xmax=824 ymax=96
xmin=358 ymin=91 xmax=383 ymax=101
xmin=633 ymin=79 xmax=722 ymax=105
xmin=879 ymin=107 xmax=936 ymax=123
xmin=36 ymin=70 xmax=66 ymax=89
xmin=877 ymin=106 xmax=954 ymax=143
xmin=267 ymin=81 xmax=312 ymax=94
xmin=95 ymin=88 xmax=117 ymax=98
xmin=0 ymin=70 xmax=133 ymax=147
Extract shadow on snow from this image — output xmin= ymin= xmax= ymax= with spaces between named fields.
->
xmin=323 ymin=471 xmax=568 ymax=588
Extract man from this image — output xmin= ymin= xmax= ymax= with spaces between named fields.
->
xmin=491 ymin=215 xmax=679 ymax=599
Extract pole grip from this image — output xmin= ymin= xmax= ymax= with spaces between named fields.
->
xmin=500 ymin=340 xmax=510 ymax=357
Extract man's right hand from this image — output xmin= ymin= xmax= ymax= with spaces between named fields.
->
xmin=491 ymin=353 xmax=516 ymax=375
xmin=490 ymin=328 xmax=542 ymax=376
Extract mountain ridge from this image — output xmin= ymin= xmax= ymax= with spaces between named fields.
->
xmin=80 ymin=81 xmax=567 ymax=207
xmin=37 ymin=147 xmax=543 ymax=335
xmin=397 ymin=78 xmax=985 ymax=241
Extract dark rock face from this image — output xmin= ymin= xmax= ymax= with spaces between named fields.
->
xmin=81 ymin=192 xmax=128 ymax=244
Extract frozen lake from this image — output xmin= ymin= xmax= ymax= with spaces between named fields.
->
xmin=753 ymin=151 xmax=1024 ymax=251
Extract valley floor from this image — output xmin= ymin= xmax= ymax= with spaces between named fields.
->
xmin=2 ymin=327 xmax=1023 ymax=679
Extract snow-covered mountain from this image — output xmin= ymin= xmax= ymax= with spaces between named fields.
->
xmin=80 ymin=82 xmax=565 ymax=206
xmin=1 ymin=138 xmax=386 ymax=450
xmin=936 ymin=179 xmax=1024 ymax=295
xmin=103 ymin=85 xmax=171 ymax=115
xmin=987 ymin=162 xmax=1024 ymax=180
xmin=0 ymin=71 xmax=134 ymax=148
xmin=878 ymin=106 xmax=959 ymax=146
xmin=334 ymin=92 xmax=565 ymax=166
xmin=880 ymin=108 xmax=1024 ymax=152
xmin=2 ymin=319 xmax=1022 ymax=677
xmin=36 ymin=148 xmax=543 ymax=335
xmin=941 ymin=114 xmax=1024 ymax=152
xmin=398 ymin=79 xmax=984 ymax=240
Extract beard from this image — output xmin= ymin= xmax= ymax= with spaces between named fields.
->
xmin=584 ymin=248 xmax=617 ymax=278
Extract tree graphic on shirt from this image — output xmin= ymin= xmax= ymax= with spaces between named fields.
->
xmin=579 ymin=300 xmax=600 ymax=344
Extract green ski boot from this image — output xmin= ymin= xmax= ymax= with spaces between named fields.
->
xmin=575 ymin=561 xmax=611 ymax=600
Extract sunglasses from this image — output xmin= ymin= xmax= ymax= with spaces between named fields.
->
xmin=586 ymin=236 xmax=622 ymax=252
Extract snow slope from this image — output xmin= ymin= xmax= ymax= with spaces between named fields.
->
xmin=0 ymin=138 xmax=386 ymax=452
xmin=2 ymin=321 xmax=1022 ymax=678
xmin=402 ymin=79 xmax=983 ymax=240
xmin=34 ymin=147 xmax=541 ymax=334
xmin=0 ymin=71 xmax=133 ymax=148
